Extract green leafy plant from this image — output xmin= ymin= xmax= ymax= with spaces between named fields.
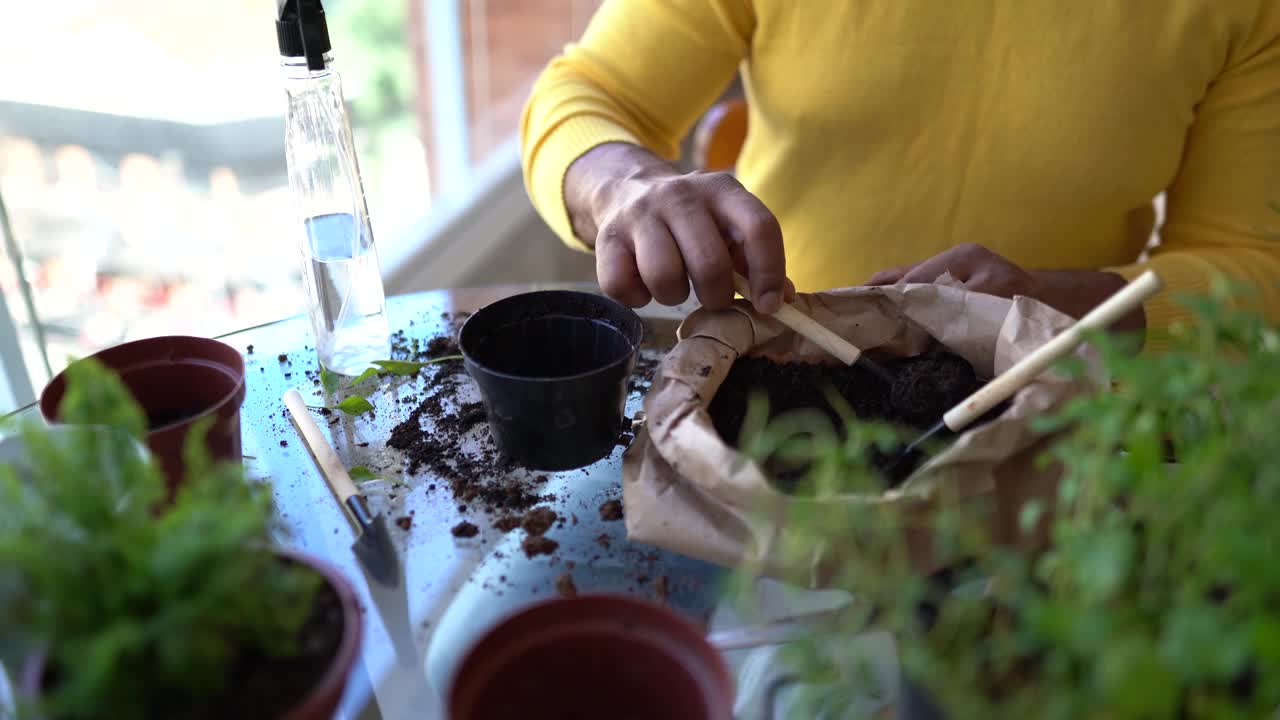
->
xmin=321 ymin=355 xmax=462 ymax=416
xmin=335 ymin=395 xmax=376 ymax=416
xmin=348 ymin=465 xmax=379 ymax=481
xmin=328 ymin=0 xmax=415 ymax=143
xmin=746 ymin=282 xmax=1280 ymax=719
xmin=0 ymin=359 xmax=320 ymax=720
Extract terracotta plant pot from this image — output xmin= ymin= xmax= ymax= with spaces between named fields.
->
xmin=448 ymin=594 xmax=733 ymax=720
xmin=39 ymin=335 xmax=247 ymax=489
xmin=20 ymin=549 xmax=363 ymax=720
xmin=276 ymin=549 xmax=364 ymax=720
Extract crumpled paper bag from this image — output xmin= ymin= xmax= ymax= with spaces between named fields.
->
xmin=623 ymin=281 xmax=1101 ymax=587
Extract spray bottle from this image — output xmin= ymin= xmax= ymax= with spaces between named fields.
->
xmin=277 ymin=0 xmax=390 ymax=375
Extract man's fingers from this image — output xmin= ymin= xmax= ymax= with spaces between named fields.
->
xmin=866 ymin=244 xmax=1039 ymax=297
xmin=865 ymin=266 xmax=912 ymax=286
xmin=634 ymin=219 xmax=690 ymax=306
xmin=709 ymin=185 xmax=786 ymax=314
xmin=899 ymin=255 xmax=962 ymax=285
xmin=666 ymin=209 xmax=734 ymax=310
xmin=595 ymin=229 xmax=652 ymax=308
xmin=897 ymin=246 xmax=975 ymax=285
xmin=593 ymin=171 xmax=786 ymax=312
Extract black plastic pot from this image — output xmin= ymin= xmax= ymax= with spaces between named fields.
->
xmin=460 ymin=290 xmax=643 ymax=471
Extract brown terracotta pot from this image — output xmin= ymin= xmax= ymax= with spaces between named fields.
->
xmin=448 ymin=594 xmax=734 ymax=720
xmin=277 ymin=549 xmax=364 ymax=720
xmin=39 ymin=335 xmax=247 ymax=490
xmin=20 ymin=549 xmax=363 ymax=720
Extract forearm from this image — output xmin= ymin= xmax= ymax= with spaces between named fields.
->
xmin=520 ymin=0 xmax=749 ymax=251
xmin=564 ymin=143 xmax=674 ymax=247
xmin=1110 ymin=246 xmax=1280 ymax=348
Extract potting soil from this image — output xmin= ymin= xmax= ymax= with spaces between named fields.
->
xmin=216 ymin=574 xmax=344 ymax=719
xmin=378 ymin=320 xmax=664 ymax=581
xmin=708 ymin=352 xmax=989 ymax=488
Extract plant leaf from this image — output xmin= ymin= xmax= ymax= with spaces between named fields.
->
xmin=58 ymin=358 xmax=148 ymax=440
xmin=320 ymin=367 xmax=340 ymax=394
xmin=336 ymin=396 xmax=375 ymax=416
xmin=1 ymin=362 xmax=320 ymax=719
xmin=350 ymin=368 xmax=381 ymax=388
xmin=373 ymin=356 xmax=463 ymax=376
xmin=348 ymin=466 xmax=378 ymax=481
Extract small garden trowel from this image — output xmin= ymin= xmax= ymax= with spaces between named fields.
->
xmin=883 ymin=270 xmax=1164 ymax=474
xmin=284 ymin=388 xmax=401 ymax=588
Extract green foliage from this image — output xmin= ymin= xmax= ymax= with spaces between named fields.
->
xmin=373 ymin=357 xmax=461 ymax=376
xmin=348 ymin=465 xmax=378 ymax=481
xmin=335 ymin=395 xmax=376 ymax=416
xmin=350 ymin=366 xmax=381 ymax=387
xmin=322 ymin=356 xmax=463 ymax=416
xmin=753 ymin=284 xmax=1280 ymax=718
xmin=0 ymin=360 xmax=318 ymax=720
xmin=321 ymin=366 xmax=342 ymax=394
xmin=328 ymin=0 xmax=415 ymax=151
xmin=55 ymin=355 xmax=148 ymax=440
xmin=737 ymin=386 xmax=917 ymax=497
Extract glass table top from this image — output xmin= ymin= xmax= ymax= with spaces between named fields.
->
xmin=222 ymin=285 xmax=724 ymax=718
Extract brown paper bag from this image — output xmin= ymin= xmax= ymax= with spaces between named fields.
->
xmin=623 ymin=282 xmax=1101 ymax=587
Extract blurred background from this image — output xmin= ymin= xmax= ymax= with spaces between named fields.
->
xmin=0 ymin=0 xmax=611 ymax=412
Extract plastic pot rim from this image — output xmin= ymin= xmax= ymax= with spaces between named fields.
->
xmin=38 ymin=334 xmax=247 ymax=428
xmin=458 ymin=290 xmax=644 ymax=384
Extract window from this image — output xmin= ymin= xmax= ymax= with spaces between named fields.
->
xmin=0 ymin=0 xmax=600 ymax=412
xmin=462 ymin=0 xmax=599 ymax=167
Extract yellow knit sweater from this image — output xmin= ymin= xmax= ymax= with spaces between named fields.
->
xmin=521 ymin=0 xmax=1280 ymax=334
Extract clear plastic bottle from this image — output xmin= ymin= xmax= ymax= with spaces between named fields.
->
xmin=277 ymin=0 xmax=389 ymax=375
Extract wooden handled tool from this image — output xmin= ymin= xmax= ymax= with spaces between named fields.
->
xmin=887 ymin=270 xmax=1164 ymax=470
xmin=732 ymin=272 xmax=893 ymax=383
xmin=943 ymin=270 xmax=1162 ymax=430
xmin=284 ymin=388 xmax=400 ymax=587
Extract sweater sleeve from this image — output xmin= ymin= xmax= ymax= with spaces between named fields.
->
xmin=520 ymin=0 xmax=753 ymax=250
xmin=1111 ymin=8 xmax=1280 ymax=346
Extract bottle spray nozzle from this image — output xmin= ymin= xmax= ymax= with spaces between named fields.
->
xmin=276 ymin=0 xmax=332 ymax=71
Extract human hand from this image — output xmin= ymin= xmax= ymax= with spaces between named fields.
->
xmin=565 ymin=143 xmax=792 ymax=313
xmin=866 ymin=243 xmax=1144 ymax=331
xmin=865 ymin=243 xmax=1037 ymax=297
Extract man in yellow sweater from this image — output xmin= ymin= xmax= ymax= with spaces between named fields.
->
xmin=521 ymin=1 xmax=1280 ymax=342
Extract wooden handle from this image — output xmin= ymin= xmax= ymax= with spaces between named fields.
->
xmin=283 ymin=388 xmax=361 ymax=504
xmin=942 ymin=270 xmax=1164 ymax=431
xmin=732 ymin=272 xmax=864 ymax=366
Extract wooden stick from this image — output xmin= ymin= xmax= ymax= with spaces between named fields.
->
xmin=283 ymin=388 xmax=360 ymax=508
xmin=942 ymin=270 xmax=1163 ymax=431
xmin=732 ymin=272 xmax=865 ymax=366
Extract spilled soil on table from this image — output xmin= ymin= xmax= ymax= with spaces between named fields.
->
xmin=381 ymin=314 xmax=661 ymax=566
xmin=709 ymin=351 xmax=999 ymax=489
xmin=386 ymin=349 xmax=543 ymax=514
